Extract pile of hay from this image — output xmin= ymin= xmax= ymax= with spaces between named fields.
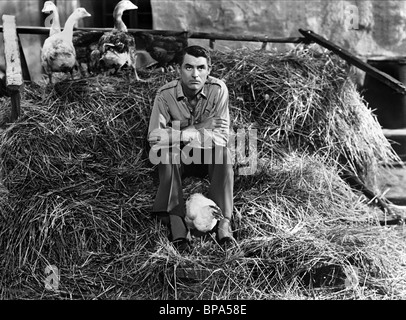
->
xmin=0 ymin=46 xmax=405 ymax=300
xmin=214 ymin=48 xmax=399 ymax=183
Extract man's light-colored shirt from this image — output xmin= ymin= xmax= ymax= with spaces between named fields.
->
xmin=148 ymin=76 xmax=230 ymax=149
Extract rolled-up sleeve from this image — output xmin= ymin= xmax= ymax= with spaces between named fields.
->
xmin=147 ymin=92 xmax=183 ymax=151
xmin=213 ymin=81 xmax=230 ymax=146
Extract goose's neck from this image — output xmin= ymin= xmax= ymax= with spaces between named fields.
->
xmin=113 ymin=8 xmax=127 ymax=32
xmin=62 ymin=13 xmax=79 ymax=38
xmin=50 ymin=9 xmax=61 ymax=32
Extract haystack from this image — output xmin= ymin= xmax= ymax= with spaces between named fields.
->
xmin=0 ymin=46 xmax=405 ymax=300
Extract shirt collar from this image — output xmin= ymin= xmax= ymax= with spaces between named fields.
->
xmin=176 ymin=79 xmax=208 ymax=101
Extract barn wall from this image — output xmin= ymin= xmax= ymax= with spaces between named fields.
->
xmin=150 ymin=0 xmax=406 ymax=58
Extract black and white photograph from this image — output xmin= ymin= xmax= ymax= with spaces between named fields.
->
xmin=0 ymin=0 xmax=405 ymax=308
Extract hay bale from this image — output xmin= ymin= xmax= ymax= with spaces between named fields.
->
xmin=0 ymin=76 xmax=160 ymax=270
xmin=210 ymin=48 xmax=399 ymax=184
xmin=0 ymin=47 xmax=404 ymax=299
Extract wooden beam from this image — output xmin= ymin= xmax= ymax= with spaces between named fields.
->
xmin=0 ymin=25 xmax=50 ymax=35
xmin=2 ymin=15 xmax=23 ymax=122
xmin=388 ymin=197 xmax=406 ymax=206
xmin=382 ymin=128 xmax=406 ymax=138
xmin=0 ymin=25 xmax=307 ymax=44
xmin=209 ymin=39 xmax=215 ymax=49
xmin=299 ymin=29 xmax=406 ymax=95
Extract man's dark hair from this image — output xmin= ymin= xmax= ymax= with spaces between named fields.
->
xmin=179 ymin=45 xmax=212 ymax=67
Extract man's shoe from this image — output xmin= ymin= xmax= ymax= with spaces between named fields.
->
xmin=216 ymin=218 xmax=235 ymax=247
xmin=168 ymin=214 xmax=192 ymax=253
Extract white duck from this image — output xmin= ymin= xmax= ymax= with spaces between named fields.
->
xmin=42 ymin=1 xmax=61 ymax=37
xmin=185 ymin=193 xmax=224 ymax=233
xmin=41 ymin=7 xmax=91 ymax=84
xmin=90 ymin=0 xmax=142 ymax=80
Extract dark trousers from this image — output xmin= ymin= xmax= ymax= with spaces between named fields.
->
xmin=152 ymin=145 xmax=234 ymax=220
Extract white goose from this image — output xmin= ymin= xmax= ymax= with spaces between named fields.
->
xmin=90 ymin=0 xmax=142 ymax=80
xmin=185 ymin=193 xmax=224 ymax=233
xmin=41 ymin=7 xmax=91 ymax=84
xmin=42 ymin=1 xmax=61 ymax=37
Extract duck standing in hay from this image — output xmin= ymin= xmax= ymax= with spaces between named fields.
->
xmin=41 ymin=7 xmax=91 ymax=84
xmin=90 ymin=0 xmax=143 ymax=80
xmin=41 ymin=8 xmax=91 ymax=83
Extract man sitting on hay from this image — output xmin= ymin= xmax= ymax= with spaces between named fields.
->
xmin=148 ymin=45 xmax=234 ymax=252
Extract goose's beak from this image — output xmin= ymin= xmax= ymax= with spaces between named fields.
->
xmin=127 ymin=3 xmax=138 ymax=10
xmin=123 ymin=2 xmax=138 ymax=10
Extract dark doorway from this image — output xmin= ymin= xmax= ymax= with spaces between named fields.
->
xmin=135 ymin=0 xmax=153 ymax=29
xmin=80 ymin=0 xmax=153 ymax=29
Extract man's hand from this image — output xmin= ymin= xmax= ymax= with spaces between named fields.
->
xmin=148 ymin=135 xmax=162 ymax=146
xmin=194 ymin=117 xmax=228 ymax=131
xmin=148 ymin=129 xmax=181 ymax=147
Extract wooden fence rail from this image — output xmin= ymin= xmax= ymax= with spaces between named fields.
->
xmin=0 ymin=26 xmax=307 ymax=46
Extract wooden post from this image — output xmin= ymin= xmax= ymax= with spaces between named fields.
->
xmin=2 ymin=15 xmax=23 ymax=122
xmin=17 ymin=34 xmax=31 ymax=81
xmin=209 ymin=38 xmax=215 ymax=49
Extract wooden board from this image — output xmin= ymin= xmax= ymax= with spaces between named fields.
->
xmin=0 ymin=26 xmax=308 ymax=44
xmin=2 ymin=15 xmax=23 ymax=89
xmin=2 ymin=15 xmax=23 ymax=122
xmin=382 ymin=128 xmax=406 ymax=138
xmin=299 ymin=29 xmax=406 ymax=95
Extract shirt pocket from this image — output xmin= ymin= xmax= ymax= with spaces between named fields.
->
xmin=201 ymin=107 xmax=213 ymax=121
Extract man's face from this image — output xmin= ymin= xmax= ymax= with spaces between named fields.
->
xmin=180 ymin=53 xmax=211 ymax=95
